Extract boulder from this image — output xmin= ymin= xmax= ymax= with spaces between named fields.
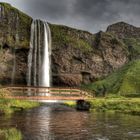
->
xmin=76 ymin=100 xmax=91 ymax=111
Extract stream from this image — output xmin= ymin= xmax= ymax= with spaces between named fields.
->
xmin=0 ymin=103 xmax=140 ymax=140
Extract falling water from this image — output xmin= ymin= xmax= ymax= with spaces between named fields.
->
xmin=27 ymin=21 xmax=34 ymax=86
xmin=41 ymin=23 xmax=51 ymax=87
xmin=27 ymin=20 xmax=51 ymax=87
xmin=11 ymin=48 xmax=16 ymax=85
xmin=11 ymin=15 xmax=19 ymax=85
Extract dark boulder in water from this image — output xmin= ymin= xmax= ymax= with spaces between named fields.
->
xmin=76 ymin=100 xmax=91 ymax=111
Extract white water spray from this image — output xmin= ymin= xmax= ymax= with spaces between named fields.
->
xmin=41 ymin=23 xmax=51 ymax=87
xmin=27 ymin=20 xmax=51 ymax=87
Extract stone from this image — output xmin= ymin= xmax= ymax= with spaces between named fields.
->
xmin=107 ymin=21 xmax=140 ymax=39
xmin=76 ymin=100 xmax=91 ymax=111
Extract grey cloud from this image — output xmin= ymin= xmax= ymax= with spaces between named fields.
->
xmin=0 ymin=0 xmax=140 ymax=33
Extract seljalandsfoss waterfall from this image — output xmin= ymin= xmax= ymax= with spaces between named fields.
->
xmin=27 ymin=20 xmax=51 ymax=87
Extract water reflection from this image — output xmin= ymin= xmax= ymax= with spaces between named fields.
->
xmin=0 ymin=104 xmax=140 ymax=140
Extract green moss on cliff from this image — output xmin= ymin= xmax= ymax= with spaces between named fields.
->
xmin=50 ymin=24 xmax=94 ymax=52
xmin=83 ymin=60 xmax=140 ymax=97
xmin=0 ymin=2 xmax=11 ymax=11
xmin=123 ymin=38 xmax=140 ymax=59
xmin=0 ymin=2 xmax=32 ymax=49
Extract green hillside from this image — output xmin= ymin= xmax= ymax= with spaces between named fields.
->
xmin=123 ymin=38 xmax=140 ymax=59
xmin=83 ymin=60 xmax=140 ymax=97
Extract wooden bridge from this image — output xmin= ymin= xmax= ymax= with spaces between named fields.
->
xmin=2 ymin=86 xmax=93 ymax=101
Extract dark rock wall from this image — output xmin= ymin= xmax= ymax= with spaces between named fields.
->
xmin=0 ymin=3 xmax=32 ymax=85
xmin=50 ymin=25 xmax=128 ymax=86
xmin=107 ymin=22 xmax=140 ymax=39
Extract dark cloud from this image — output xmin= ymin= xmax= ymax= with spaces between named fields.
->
xmin=1 ymin=0 xmax=140 ymax=33
xmin=21 ymin=0 xmax=71 ymax=19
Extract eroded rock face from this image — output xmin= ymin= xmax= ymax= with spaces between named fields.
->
xmin=51 ymin=26 xmax=128 ymax=86
xmin=0 ymin=47 xmax=28 ymax=85
xmin=0 ymin=47 xmax=13 ymax=84
xmin=0 ymin=3 xmax=32 ymax=85
xmin=0 ymin=3 xmax=129 ymax=86
xmin=107 ymin=22 xmax=140 ymax=39
xmin=0 ymin=3 xmax=32 ymax=48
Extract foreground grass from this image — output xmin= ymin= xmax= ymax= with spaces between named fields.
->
xmin=89 ymin=97 xmax=140 ymax=115
xmin=64 ymin=97 xmax=140 ymax=115
xmin=0 ymin=98 xmax=40 ymax=115
xmin=64 ymin=101 xmax=76 ymax=108
xmin=0 ymin=128 xmax=22 ymax=140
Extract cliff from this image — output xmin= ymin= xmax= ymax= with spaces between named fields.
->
xmin=107 ymin=22 xmax=140 ymax=39
xmin=0 ymin=3 xmax=139 ymax=88
xmin=83 ymin=60 xmax=140 ymax=97
xmin=50 ymin=24 xmax=128 ymax=86
xmin=0 ymin=3 xmax=32 ymax=84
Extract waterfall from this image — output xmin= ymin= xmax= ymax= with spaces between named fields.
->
xmin=41 ymin=23 xmax=51 ymax=87
xmin=11 ymin=48 xmax=16 ymax=85
xmin=27 ymin=20 xmax=51 ymax=87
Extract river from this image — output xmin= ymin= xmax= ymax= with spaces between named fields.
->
xmin=0 ymin=103 xmax=140 ymax=140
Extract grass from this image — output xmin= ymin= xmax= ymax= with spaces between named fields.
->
xmin=0 ymin=2 xmax=31 ymax=49
xmin=0 ymin=88 xmax=41 ymax=115
xmin=64 ymin=101 xmax=76 ymax=108
xmin=89 ymin=97 xmax=140 ymax=115
xmin=64 ymin=98 xmax=140 ymax=115
xmin=123 ymin=38 xmax=140 ymax=59
xmin=0 ymin=98 xmax=40 ymax=115
xmin=50 ymin=24 xmax=94 ymax=53
xmin=0 ymin=128 xmax=22 ymax=140
xmin=0 ymin=88 xmax=41 ymax=113
xmin=82 ymin=60 xmax=140 ymax=97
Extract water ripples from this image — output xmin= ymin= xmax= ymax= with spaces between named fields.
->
xmin=0 ymin=104 xmax=140 ymax=140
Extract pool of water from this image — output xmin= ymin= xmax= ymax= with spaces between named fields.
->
xmin=0 ymin=103 xmax=140 ymax=140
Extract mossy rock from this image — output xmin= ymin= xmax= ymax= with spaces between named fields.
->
xmin=0 ymin=2 xmax=32 ymax=49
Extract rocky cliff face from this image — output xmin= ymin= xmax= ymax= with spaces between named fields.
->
xmin=50 ymin=25 xmax=128 ymax=86
xmin=107 ymin=22 xmax=140 ymax=60
xmin=0 ymin=3 xmax=31 ymax=85
xmin=0 ymin=3 xmax=32 ymax=48
xmin=107 ymin=22 xmax=140 ymax=39
xmin=0 ymin=3 xmax=134 ymax=86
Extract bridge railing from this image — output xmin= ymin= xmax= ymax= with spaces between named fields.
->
xmin=1 ymin=86 xmax=93 ymax=99
xmin=1 ymin=86 xmax=93 ymax=98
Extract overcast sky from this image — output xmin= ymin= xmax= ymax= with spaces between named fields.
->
xmin=0 ymin=0 xmax=140 ymax=33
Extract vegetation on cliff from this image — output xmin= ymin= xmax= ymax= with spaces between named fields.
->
xmin=50 ymin=24 xmax=95 ymax=52
xmin=0 ymin=2 xmax=32 ymax=49
xmin=82 ymin=60 xmax=140 ymax=97
xmin=123 ymin=38 xmax=140 ymax=59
